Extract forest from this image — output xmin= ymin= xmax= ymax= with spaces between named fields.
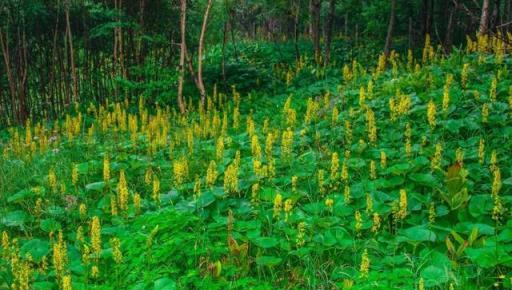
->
xmin=1 ymin=0 xmax=512 ymax=289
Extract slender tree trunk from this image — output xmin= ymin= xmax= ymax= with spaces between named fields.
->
xmin=177 ymin=0 xmax=187 ymax=113
xmin=197 ymin=0 xmax=213 ymax=104
xmin=480 ymin=0 xmax=491 ymax=34
xmin=293 ymin=2 xmax=300 ymax=61
xmin=65 ymin=0 xmax=78 ymax=103
xmin=310 ymin=0 xmax=321 ymax=63
xmin=444 ymin=1 xmax=457 ymax=53
xmin=384 ymin=0 xmax=397 ymax=56
xmin=490 ymin=0 xmax=500 ymax=32
xmin=0 ymin=28 xmax=18 ymax=123
xmin=421 ymin=0 xmax=433 ymax=37
xmin=324 ymin=0 xmax=336 ymax=65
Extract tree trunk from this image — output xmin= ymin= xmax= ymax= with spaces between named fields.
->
xmin=0 ymin=28 xmax=19 ymax=123
xmin=444 ymin=1 xmax=457 ymax=53
xmin=384 ymin=0 xmax=397 ymax=56
xmin=293 ymin=1 xmax=301 ymax=61
xmin=177 ymin=0 xmax=187 ymax=113
xmin=197 ymin=0 xmax=213 ymax=104
xmin=479 ymin=0 xmax=491 ymax=34
xmin=324 ymin=0 xmax=336 ymax=65
xmin=310 ymin=0 xmax=321 ymax=63
xmin=65 ymin=0 xmax=78 ymax=103
xmin=490 ymin=0 xmax=500 ymax=32
xmin=421 ymin=0 xmax=433 ymax=37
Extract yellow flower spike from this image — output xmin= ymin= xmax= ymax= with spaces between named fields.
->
xmin=110 ymin=237 xmax=123 ymax=264
xmin=48 ymin=168 xmax=57 ymax=193
xmin=331 ymin=106 xmax=339 ymax=126
xmin=52 ymin=231 xmax=67 ymax=278
xmin=133 ymin=193 xmax=141 ymax=214
xmin=418 ymin=277 xmax=425 ymax=290
xmin=359 ymin=249 xmax=370 ymax=278
xmin=380 ymin=150 xmax=387 ymax=168
xmin=330 ymin=152 xmax=339 ymax=180
xmin=90 ymin=216 xmax=101 ymax=256
xmin=284 ymin=199 xmax=293 ymax=221
xmin=2 ymin=231 xmax=9 ymax=251
xmin=79 ymin=204 xmax=87 ymax=218
xmin=442 ymin=74 xmax=453 ymax=113
xmin=366 ymin=193 xmax=374 ymax=214
xmin=223 ymin=163 xmax=239 ymax=194
xmin=265 ymin=133 xmax=274 ymax=160
xmin=492 ymin=167 xmax=502 ymax=198
xmin=251 ymin=135 xmax=262 ymax=160
xmin=461 ymin=63 xmax=469 ymax=89
xmin=117 ymin=170 xmax=129 ymax=212
xmin=428 ymin=202 xmax=436 ymax=225
xmin=216 ymin=137 xmax=224 ymax=160
xmin=369 ymin=160 xmax=377 ymax=180
xmin=273 ymin=193 xmax=283 ymax=219
xmin=91 ymin=265 xmax=99 ymax=278
xmin=296 ymin=222 xmax=306 ymax=248
xmin=325 ymin=198 xmax=334 ymax=211
xmin=490 ymin=77 xmax=497 ymax=102
xmin=431 ymin=142 xmax=443 ymax=170
xmin=482 ymin=103 xmax=489 ymax=123
xmin=344 ymin=185 xmax=351 ymax=204
xmin=172 ymin=157 xmax=189 ymax=186
xmin=103 ymin=155 xmax=110 ymax=183
xmin=359 ymin=87 xmax=366 ymax=108
xmin=291 ymin=176 xmax=298 ymax=193
xmin=427 ymin=99 xmax=437 ymax=129
xmin=110 ymin=196 xmax=118 ymax=216
xmin=478 ymin=138 xmax=485 ymax=164
xmin=398 ymin=189 xmax=408 ymax=220
xmin=62 ymin=275 xmax=72 ymax=290
xmin=281 ymin=127 xmax=294 ymax=159
xmin=366 ymin=108 xmax=377 ymax=144
xmin=152 ymin=177 xmax=160 ymax=203
xmin=206 ymin=161 xmax=218 ymax=188
xmin=251 ymin=183 xmax=260 ymax=205
xmin=354 ymin=210 xmax=362 ymax=233
xmin=71 ymin=164 xmax=78 ymax=186
xmin=371 ymin=213 xmax=381 ymax=233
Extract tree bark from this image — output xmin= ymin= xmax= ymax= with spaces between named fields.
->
xmin=384 ymin=0 xmax=397 ymax=56
xmin=197 ymin=0 xmax=213 ymax=104
xmin=324 ymin=0 xmax=336 ymax=65
xmin=444 ymin=1 xmax=457 ymax=53
xmin=177 ymin=0 xmax=187 ymax=113
xmin=0 ymin=28 xmax=18 ymax=122
xmin=479 ymin=0 xmax=491 ymax=34
xmin=310 ymin=0 xmax=321 ymax=63
xmin=65 ymin=0 xmax=78 ymax=103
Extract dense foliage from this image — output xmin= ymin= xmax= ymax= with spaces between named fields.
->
xmin=1 ymin=33 xmax=512 ymax=289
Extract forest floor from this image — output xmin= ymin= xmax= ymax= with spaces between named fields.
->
xmin=1 ymin=36 xmax=512 ymax=289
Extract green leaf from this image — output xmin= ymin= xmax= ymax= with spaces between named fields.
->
xmin=195 ymin=191 xmax=215 ymax=208
xmin=256 ymin=256 xmax=282 ymax=266
xmin=85 ymin=181 xmax=106 ymax=191
xmin=40 ymin=218 xmax=62 ymax=232
xmin=421 ymin=265 xmax=450 ymax=287
xmin=2 ymin=210 xmax=26 ymax=227
xmin=408 ymin=173 xmax=436 ymax=187
xmin=401 ymin=226 xmax=436 ymax=242
xmin=387 ymin=163 xmax=412 ymax=175
xmin=252 ymin=237 xmax=279 ymax=249
xmin=7 ymin=189 xmax=32 ymax=203
xmin=153 ymin=278 xmax=176 ymax=290
xmin=20 ymin=239 xmax=50 ymax=262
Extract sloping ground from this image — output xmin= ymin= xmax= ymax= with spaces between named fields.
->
xmin=1 ymin=35 xmax=512 ymax=289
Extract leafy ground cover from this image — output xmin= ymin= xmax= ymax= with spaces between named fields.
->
xmin=1 ymin=34 xmax=512 ymax=289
